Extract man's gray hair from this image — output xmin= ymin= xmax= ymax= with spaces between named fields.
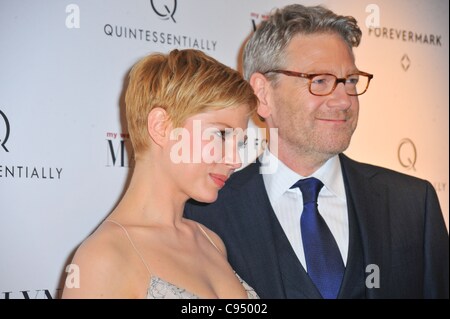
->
xmin=243 ymin=4 xmax=362 ymax=80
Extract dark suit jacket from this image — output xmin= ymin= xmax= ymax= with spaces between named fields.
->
xmin=185 ymin=154 xmax=449 ymax=298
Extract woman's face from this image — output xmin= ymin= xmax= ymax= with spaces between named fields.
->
xmin=166 ymin=104 xmax=251 ymax=203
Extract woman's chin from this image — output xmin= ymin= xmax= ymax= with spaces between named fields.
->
xmin=191 ymin=192 xmax=218 ymax=204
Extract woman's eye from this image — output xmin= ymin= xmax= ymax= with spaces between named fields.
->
xmin=215 ymin=130 xmax=226 ymax=140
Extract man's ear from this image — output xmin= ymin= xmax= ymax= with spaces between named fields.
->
xmin=147 ymin=107 xmax=170 ymax=147
xmin=250 ymin=73 xmax=272 ymax=119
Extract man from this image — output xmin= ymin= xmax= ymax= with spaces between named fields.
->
xmin=185 ymin=4 xmax=449 ymax=298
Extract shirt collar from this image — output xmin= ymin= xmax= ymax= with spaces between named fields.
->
xmin=261 ymin=149 xmax=346 ymax=203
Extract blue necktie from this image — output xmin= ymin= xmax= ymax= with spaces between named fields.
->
xmin=291 ymin=177 xmax=345 ymax=299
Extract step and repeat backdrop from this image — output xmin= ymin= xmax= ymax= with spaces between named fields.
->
xmin=0 ymin=0 xmax=448 ymax=298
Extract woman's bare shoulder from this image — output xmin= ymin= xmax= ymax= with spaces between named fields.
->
xmin=61 ymin=221 xmax=140 ymax=298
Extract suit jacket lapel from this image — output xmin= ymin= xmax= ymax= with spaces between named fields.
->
xmin=339 ymin=154 xmax=392 ymax=298
xmin=338 ymin=172 xmax=366 ymax=298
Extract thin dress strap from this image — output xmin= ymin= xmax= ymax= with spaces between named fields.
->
xmin=196 ymin=223 xmax=223 ymax=254
xmin=105 ymin=219 xmax=152 ymax=275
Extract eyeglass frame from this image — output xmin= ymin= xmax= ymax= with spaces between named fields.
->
xmin=263 ymin=69 xmax=374 ymax=96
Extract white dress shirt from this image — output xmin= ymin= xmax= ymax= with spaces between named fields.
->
xmin=261 ymin=149 xmax=349 ymax=271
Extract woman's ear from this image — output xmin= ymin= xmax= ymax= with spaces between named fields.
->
xmin=147 ymin=107 xmax=170 ymax=147
xmin=250 ymin=73 xmax=272 ymax=119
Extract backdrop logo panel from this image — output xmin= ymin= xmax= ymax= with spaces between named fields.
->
xmin=0 ymin=108 xmax=63 ymax=180
xmin=367 ymin=27 xmax=443 ymax=46
xmin=106 ymin=132 xmax=134 ymax=168
xmin=397 ymin=138 xmax=417 ymax=171
xmin=1 ymin=289 xmax=62 ymax=300
xmin=103 ymin=1 xmax=218 ymax=51
xmin=401 ymin=54 xmax=411 ymax=71
xmin=0 ymin=166 xmax=63 ymax=180
xmin=0 ymin=109 xmax=10 ymax=152
xmin=150 ymin=0 xmax=177 ymax=23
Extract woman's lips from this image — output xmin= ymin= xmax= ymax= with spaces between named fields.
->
xmin=209 ymin=173 xmax=228 ymax=188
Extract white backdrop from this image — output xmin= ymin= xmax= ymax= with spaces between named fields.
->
xmin=0 ymin=0 xmax=448 ymax=298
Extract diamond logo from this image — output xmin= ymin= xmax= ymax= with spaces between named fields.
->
xmin=401 ymin=54 xmax=410 ymax=71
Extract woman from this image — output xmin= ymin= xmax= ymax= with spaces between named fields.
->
xmin=62 ymin=49 xmax=259 ymax=299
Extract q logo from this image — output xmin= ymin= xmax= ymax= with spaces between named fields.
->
xmin=0 ymin=109 xmax=10 ymax=152
xmin=397 ymin=138 xmax=417 ymax=171
xmin=150 ymin=0 xmax=177 ymax=23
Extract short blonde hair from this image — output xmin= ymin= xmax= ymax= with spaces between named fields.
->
xmin=125 ymin=49 xmax=258 ymax=155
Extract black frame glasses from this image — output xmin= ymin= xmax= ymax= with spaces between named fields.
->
xmin=263 ymin=70 xmax=374 ymax=96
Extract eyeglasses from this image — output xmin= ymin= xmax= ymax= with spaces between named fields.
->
xmin=263 ymin=70 xmax=373 ymax=96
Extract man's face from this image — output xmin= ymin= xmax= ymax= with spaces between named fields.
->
xmin=262 ymin=33 xmax=360 ymax=163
